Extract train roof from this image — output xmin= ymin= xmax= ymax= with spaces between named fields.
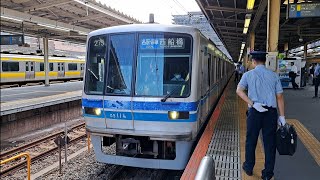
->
xmin=0 ymin=53 xmax=84 ymax=61
xmin=88 ymin=24 xmax=199 ymax=38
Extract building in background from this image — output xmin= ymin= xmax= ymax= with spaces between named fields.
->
xmin=172 ymin=11 xmax=231 ymax=59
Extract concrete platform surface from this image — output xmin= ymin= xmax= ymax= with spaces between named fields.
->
xmin=0 ymin=81 xmax=83 ymax=103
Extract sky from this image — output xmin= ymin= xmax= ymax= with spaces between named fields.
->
xmin=99 ymin=0 xmax=201 ymax=24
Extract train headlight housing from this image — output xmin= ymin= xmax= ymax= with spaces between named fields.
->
xmin=168 ymin=111 xmax=189 ymax=120
xmin=84 ymin=107 xmax=102 ymax=116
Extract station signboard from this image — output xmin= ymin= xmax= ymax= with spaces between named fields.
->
xmin=0 ymin=35 xmax=25 ymax=45
xmin=288 ymin=3 xmax=320 ymax=18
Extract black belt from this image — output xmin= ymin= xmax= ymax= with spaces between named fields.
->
xmin=262 ymin=106 xmax=276 ymax=110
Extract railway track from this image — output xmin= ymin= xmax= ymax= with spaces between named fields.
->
xmin=0 ymin=122 xmax=86 ymax=176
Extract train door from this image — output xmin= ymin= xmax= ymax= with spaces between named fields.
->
xmin=105 ymin=33 xmax=135 ymax=130
xmin=25 ymin=61 xmax=35 ymax=80
xmin=58 ymin=63 xmax=65 ymax=77
xmin=80 ymin=63 xmax=85 ymax=77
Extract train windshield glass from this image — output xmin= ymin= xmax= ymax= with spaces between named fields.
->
xmin=85 ymin=36 xmax=106 ymax=95
xmin=106 ymin=34 xmax=135 ymax=95
xmin=135 ymin=33 xmax=192 ymax=97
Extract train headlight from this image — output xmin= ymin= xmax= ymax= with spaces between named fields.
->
xmin=84 ymin=107 xmax=102 ymax=116
xmin=168 ymin=111 xmax=189 ymax=120
xmin=94 ymin=108 xmax=102 ymax=116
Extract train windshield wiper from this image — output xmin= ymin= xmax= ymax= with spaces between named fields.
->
xmin=161 ymin=83 xmax=185 ymax=102
xmin=87 ymin=69 xmax=99 ymax=80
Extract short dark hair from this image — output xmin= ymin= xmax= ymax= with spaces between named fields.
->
xmin=250 ymin=51 xmax=267 ymax=62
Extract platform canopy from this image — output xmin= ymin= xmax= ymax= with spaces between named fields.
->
xmin=196 ymin=0 xmax=320 ymax=61
xmin=0 ymin=0 xmax=140 ymax=44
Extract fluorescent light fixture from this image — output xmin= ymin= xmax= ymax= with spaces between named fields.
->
xmin=38 ymin=23 xmax=71 ymax=32
xmin=0 ymin=15 xmax=23 ymax=22
xmin=243 ymin=27 xmax=248 ymax=34
xmin=244 ymin=18 xmax=251 ymax=28
xmin=241 ymin=42 xmax=246 ymax=50
xmin=240 ymin=50 xmax=244 ymax=53
xmin=247 ymin=0 xmax=256 ymax=10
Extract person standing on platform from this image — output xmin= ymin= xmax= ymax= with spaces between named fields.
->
xmin=236 ymin=51 xmax=286 ymax=180
xmin=290 ymin=62 xmax=299 ymax=89
xmin=239 ymin=62 xmax=245 ymax=80
xmin=235 ymin=64 xmax=240 ymax=82
xmin=313 ymin=63 xmax=320 ymax=98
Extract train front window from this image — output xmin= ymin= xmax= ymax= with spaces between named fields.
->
xmin=106 ymin=34 xmax=135 ymax=95
xmin=85 ymin=36 xmax=106 ymax=95
xmin=135 ymin=34 xmax=192 ymax=97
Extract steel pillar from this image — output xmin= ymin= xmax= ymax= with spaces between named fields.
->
xmin=250 ymin=32 xmax=255 ymax=51
xmin=267 ymin=0 xmax=280 ymax=52
xmin=266 ymin=0 xmax=281 ymax=71
xmin=43 ymin=37 xmax=50 ymax=86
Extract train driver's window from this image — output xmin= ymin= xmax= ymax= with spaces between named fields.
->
xmin=85 ymin=36 xmax=106 ymax=95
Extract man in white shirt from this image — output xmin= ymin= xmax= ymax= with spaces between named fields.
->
xmin=290 ymin=62 xmax=299 ymax=89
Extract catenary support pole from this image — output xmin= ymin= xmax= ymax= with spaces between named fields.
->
xmin=43 ymin=37 xmax=50 ymax=86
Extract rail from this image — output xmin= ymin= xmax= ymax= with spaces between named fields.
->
xmin=194 ymin=156 xmax=216 ymax=180
xmin=0 ymin=152 xmax=31 ymax=180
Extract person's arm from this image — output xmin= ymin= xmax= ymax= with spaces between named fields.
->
xmin=236 ymin=86 xmax=253 ymax=106
xmin=276 ymin=93 xmax=285 ymax=116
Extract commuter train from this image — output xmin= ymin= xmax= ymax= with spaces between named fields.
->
xmin=83 ymin=24 xmax=234 ymax=170
xmin=0 ymin=54 xmax=85 ymax=84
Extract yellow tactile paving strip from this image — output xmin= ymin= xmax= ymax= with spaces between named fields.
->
xmin=238 ymin=97 xmax=266 ymax=180
xmin=287 ymin=119 xmax=320 ymax=167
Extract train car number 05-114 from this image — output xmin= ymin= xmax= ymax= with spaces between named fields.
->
xmin=109 ymin=112 xmax=127 ymax=119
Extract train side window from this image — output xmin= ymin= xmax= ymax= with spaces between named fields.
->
xmin=58 ymin=63 xmax=61 ymax=71
xmin=61 ymin=63 xmax=64 ymax=71
xmin=40 ymin=63 xmax=44 ymax=71
xmin=2 ymin=62 xmax=20 ymax=72
xmin=208 ymin=53 xmax=211 ymax=87
xmin=30 ymin=62 xmax=34 ymax=71
xmin=49 ymin=63 xmax=54 ymax=71
xmin=68 ymin=63 xmax=78 ymax=71
xmin=26 ymin=62 xmax=29 ymax=71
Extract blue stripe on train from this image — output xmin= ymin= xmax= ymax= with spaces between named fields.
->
xmin=83 ymin=111 xmax=198 ymax=122
xmin=82 ymin=99 xmax=199 ymax=111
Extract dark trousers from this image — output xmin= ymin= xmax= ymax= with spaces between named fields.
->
xmin=315 ymin=77 xmax=320 ymax=97
xmin=243 ymin=107 xmax=278 ymax=178
xmin=235 ymin=72 xmax=239 ymax=82
xmin=291 ymin=75 xmax=298 ymax=89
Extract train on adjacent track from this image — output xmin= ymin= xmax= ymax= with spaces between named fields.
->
xmin=82 ymin=24 xmax=234 ymax=170
xmin=0 ymin=54 xmax=85 ymax=85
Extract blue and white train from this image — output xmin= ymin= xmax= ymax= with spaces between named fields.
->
xmin=82 ymin=24 xmax=234 ymax=170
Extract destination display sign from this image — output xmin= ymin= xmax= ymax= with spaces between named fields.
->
xmin=289 ymin=3 xmax=320 ymax=18
xmin=0 ymin=35 xmax=24 ymax=45
xmin=140 ymin=37 xmax=185 ymax=49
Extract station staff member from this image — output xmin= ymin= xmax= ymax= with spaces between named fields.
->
xmin=236 ymin=51 xmax=286 ymax=180
xmin=290 ymin=62 xmax=299 ymax=89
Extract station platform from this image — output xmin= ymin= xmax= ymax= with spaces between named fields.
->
xmin=0 ymin=81 xmax=82 ymax=116
xmin=182 ymin=80 xmax=320 ymax=180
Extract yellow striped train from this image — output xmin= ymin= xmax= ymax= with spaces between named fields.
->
xmin=0 ymin=54 xmax=85 ymax=85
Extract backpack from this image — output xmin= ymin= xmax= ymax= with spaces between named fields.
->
xmin=276 ymin=124 xmax=297 ymax=156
